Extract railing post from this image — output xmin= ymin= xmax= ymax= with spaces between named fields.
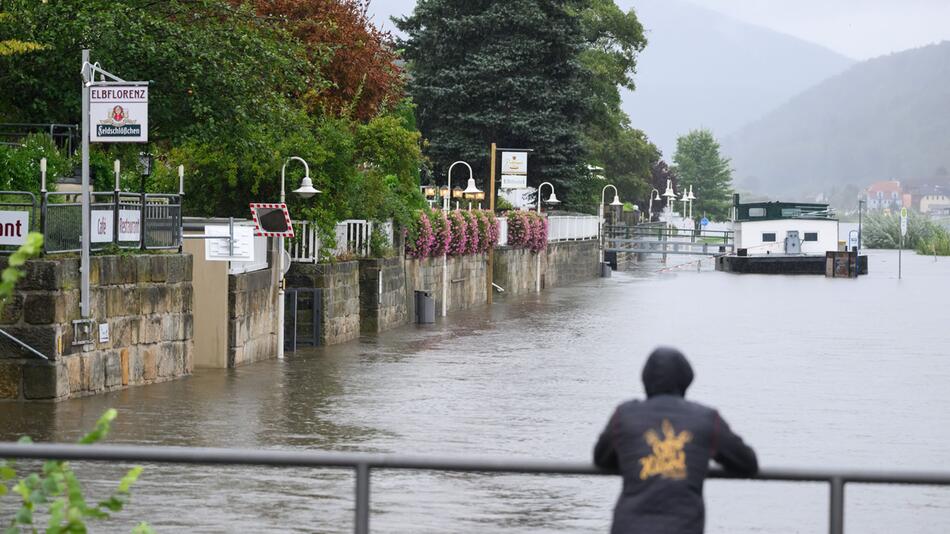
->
xmin=829 ymin=477 xmax=844 ymax=534
xmin=355 ymin=463 xmax=370 ymax=534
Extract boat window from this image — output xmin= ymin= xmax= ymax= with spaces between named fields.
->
xmin=762 ymin=233 xmax=776 ymax=242
xmin=748 ymin=207 xmax=766 ymax=217
xmin=804 ymin=232 xmax=818 ymax=241
xmin=781 ymin=208 xmax=801 ymax=217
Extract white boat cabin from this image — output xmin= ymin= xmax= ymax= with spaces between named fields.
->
xmin=733 ymin=197 xmax=838 ymax=255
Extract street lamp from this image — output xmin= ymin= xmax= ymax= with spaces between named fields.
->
xmin=663 ymin=180 xmax=677 ymax=226
xmin=278 ymin=156 xmax=320 ymax=360
xmin=442 ymin=161 xmax=480 ymax=316
xmin=138 ymin=151 xmax=153 ymax=195
xmin=648 ymin=188 xmax=661 ymax=223
xmin=599 ymin=184 xmax=622 ymax=264
xmin=536 ymin=182 xmax=559 ymax=292
xmin=686 ymin=185 xmax=696 ymax=220
xmin=462 ymin=176 xmax=482 ymax=210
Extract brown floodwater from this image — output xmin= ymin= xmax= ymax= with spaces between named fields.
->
xmin=2 ymin=249 xmax=949 ymax=533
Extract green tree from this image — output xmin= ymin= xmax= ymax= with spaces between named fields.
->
xmin=396 ymin=0 xmax=589 ymax=199
xmin=673 ymin=129 xmax=733 ymax=220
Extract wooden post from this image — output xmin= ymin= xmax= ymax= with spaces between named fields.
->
xmin=487 ymin=143 xmax=497 ymax=305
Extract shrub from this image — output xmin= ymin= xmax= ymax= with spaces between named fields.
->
xmin=447 ymin=210 xmax=468 ymax=256
xmin=507 ymin=210 xmax=548 ymax=252
xmin=403 ymin=208 xmax=499 ymax=258
xmin=404 ymin=209 xmax=434 ymax=258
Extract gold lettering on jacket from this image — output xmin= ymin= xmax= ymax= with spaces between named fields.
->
xmin=639 ymin=419 xmax=692 ymax=480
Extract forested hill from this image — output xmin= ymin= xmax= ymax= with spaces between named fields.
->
xmin=621 ymin=0 xmax=854 ymax=158
xmin=724 ymin=41 xmax=950 ymax=196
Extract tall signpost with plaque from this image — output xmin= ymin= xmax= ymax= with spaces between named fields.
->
xmin=80 ymin=50 xmax=149 ymax=330
xmin=486 ymin=144 xmax=532 ymax=304
xmin=900 ymin=207 xmax=908 ymax=279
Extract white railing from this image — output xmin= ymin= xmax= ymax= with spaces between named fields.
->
xmin=289 ymin=219 xmax=392 ymax=262
xmin=547 ymin=215 xmax=599 ymax=242
xmin=497 ymin=217 xmax=509 ymax=246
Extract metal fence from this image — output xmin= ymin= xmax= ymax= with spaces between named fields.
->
xmin=40 ymin=191 xmax=182 ymax=254
xmin=0 ymin=192 xmax=38 ymax=254
xmin=0 ymin=443 xmax=947 ymax=534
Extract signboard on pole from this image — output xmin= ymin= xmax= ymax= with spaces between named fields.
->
xmin=501 ymin=151 xmax=528 ymax=190
xmin=900 ymin=207 xmax=908 ymax=237
xmin=249 ymin=203 xmax=294 ymax=237
xmin=205 ymin=224 xmax=255 ymax=261
xmin=90 ymin=85 xmax=148 ymax=143
xmin=91 ymin=210 xmax=114 ymax=243
xmin=118 ymin=209 xmax=141 ymax=241
xmin=0 ymin=211 xmax=29 ymax=246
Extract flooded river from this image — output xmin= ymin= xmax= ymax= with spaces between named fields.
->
xmin=2 ymin=249 xmax=949 ymax=533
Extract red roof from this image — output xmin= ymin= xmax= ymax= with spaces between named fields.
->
xmin=866 ymin=181 xmax=902 ymax=194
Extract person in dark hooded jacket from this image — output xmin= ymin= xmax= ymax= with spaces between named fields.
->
xmin=593 ymin=347 xmax=757 ymax=534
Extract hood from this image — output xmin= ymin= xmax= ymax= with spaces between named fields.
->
xmin=641 ymin=347 xmax=694 ymax=398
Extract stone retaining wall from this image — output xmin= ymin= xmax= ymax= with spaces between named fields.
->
xmin=358 ymin=258 xmax=407 ymax=334
xmin=493 ymin=240 xmax=600 ymax=295
xmin=287 ymin=262 xmax=361 ymax=346
xmin=228 ymin=267 xmax=278 ymax=367
xmin=0 ymin=254 xmax=194 ymax=401
xmin=404 ymin=254 xmax=487 ymax=317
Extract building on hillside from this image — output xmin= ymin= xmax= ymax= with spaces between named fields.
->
xmin=865 ymin=181 xmax=902 ymax=211
xmin=920 ymin=194 xmax=950 ymax=215
xmin=732 ymin=196 xmax=838 ymax=255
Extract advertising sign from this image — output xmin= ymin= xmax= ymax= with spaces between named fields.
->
xmin=118 ymin=209 xmax=141 ymax=241
xmin=0 ymin=211 xmax=30 ymax=246
xmin=91 ymin=210 xmax=114 ymax=243
xmin=90 ymin=85 xmax=148 ymax=143
xmin=501 ymin=174 xmax=527 ymax=189
xmin=501 ymin=152 xmax=528 ymax=175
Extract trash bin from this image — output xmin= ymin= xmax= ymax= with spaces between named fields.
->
xmin=415 ymin=290 xmax=435 ymax=324
xmin=600 ymin=261 xmax=612 ymax=278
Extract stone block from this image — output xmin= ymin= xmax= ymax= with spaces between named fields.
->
xmin=149 ymin=255 xmax=167 ymax=283
xmin=140 ymin=286 xmax=162 ymax=315
xmin=23 ymin=293 xmax=59 ymax=325
xmin=118 ymin=255 xmax=138 ymax=285
xmin=81 ymin=352 xmax=104 ymax=392
xmin=135 ymin=255 xmax=152 ymax=283
xmin=104 ymin=351 xmax=122 ymax=388
xmin=183 ymin=254 xmax=193 ymax=282
xmin=180 ymin=284 xmax=194 ymax=312
xmin=157 ymin=344 xmax=177 ymax=378
xmin=0 ymin=293 xmax=23 ymax=324
xmin=0 ymin=362 xmax=21 ymax=399
xmin=98 ymin=256 xmax=119 ymax=286
xmin=166 ymin=254 xmax=188 ymax=284
xmin=65 ymin=355 xmax=82 ymax=393
xmin=3 ymin=326 xmax=57 ymax=358
xmin=183 ymin=341 xmax=193 ymax=374
xmin=161 ymin=314 xmax=182 ymax=342
xmin=23 ymin=362 xmax=67 ymax=399
xmin=129 ymin=347 xmax=145 ymax=383
xmin=19 ymin=260 xmax=60 ymax=291
xmin=183 ymin=313 xmax=194 ymax=340
xmin=142 ymin=348 xmax=157 ymax=381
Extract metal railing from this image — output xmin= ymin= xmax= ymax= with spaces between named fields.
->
xmin=41 ymin=192 xmax=182 ymax=253
xmin=0 ymin=192 xmax=37 ymax=254
xmin=2 ymin=444 xmax=947 ymax=534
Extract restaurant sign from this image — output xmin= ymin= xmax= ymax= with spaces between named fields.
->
xmin=90 ymin=85 xmax=148 ymax=143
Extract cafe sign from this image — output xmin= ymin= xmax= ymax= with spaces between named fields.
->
xmin=90 ymin=85 xmax=148 ymax=143
xmin=501 ymin=151 xmax=528 ymax=190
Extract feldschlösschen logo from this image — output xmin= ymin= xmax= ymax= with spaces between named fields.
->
xmin=97 ymin=105 xmax=141 ymax=137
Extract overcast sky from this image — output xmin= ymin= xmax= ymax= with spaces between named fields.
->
xmin=368 ymin=0 xmax=950 ymax=60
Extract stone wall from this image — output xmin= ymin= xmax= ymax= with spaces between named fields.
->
xmin=403 ymin=254 xmax=487 ymax=317
xmin=228 ymin=267 xmax=278 ymax=367
xmin=0 ymin=254 xmax=193 ymax=401
xmin=358 ymin=258 xmax=407 ymax=334
xmin=494 ymin=240 xmax=600 ymax=295
xmin=287 ymin=261 xmax=361 ymax=345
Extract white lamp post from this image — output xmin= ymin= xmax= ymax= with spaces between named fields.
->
xmin=648 ymin=188 xmax=660 ymax=223
xmin=278 ymin=156 xmax=320 ymax=360
xmin=536 ymin=182 xmax=559 ymax=292
xmin=599 ymin=184 xmax=622 ymax=264
xmin=687 ymin=185 xmax=696 ymax=220
xmin=663 ymin=180 xmax=677 ymax=226
xmin=441 ymin=161 xmax=479 ymax=317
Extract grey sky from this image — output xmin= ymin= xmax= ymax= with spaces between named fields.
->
xmin=368 ymin=0 xmax=950 ymax=59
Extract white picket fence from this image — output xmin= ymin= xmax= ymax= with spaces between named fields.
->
xmin=546 ymin=215 xmax=599 ymax=242
xmin=289 ymin=219 xmax=393 ymax=262
xmin=289 ymin=214 xmax=595 ymax=261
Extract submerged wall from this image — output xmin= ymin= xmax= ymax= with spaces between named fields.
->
xmin=0 ymin=254 xmax=194 ymax=401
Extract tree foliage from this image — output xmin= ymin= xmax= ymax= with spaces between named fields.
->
xmin=245 ymin=0 xmax=403 ymax=121
xmin=673 ymin=129 xmax=733 ymax=221
xmin=396 ymin=0 xmax=589 ymax=199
